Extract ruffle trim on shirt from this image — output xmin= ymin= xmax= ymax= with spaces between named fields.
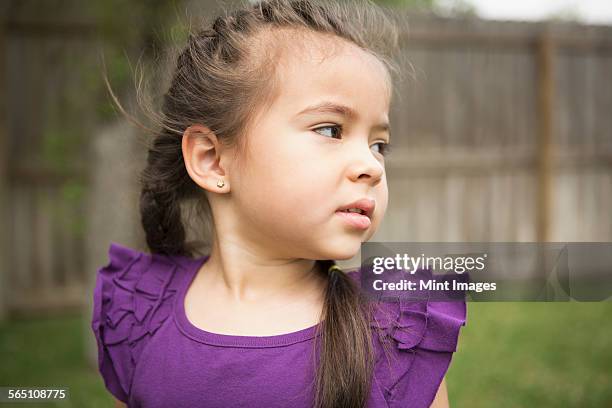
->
xmin=346 ymin=266 xmax=467 ymax=405
xmin=346 ymin=266 xmax=467 ymax=353
xmin=91 ymin=242 xmax=189 ymax=402
xmin=370 ymin=296 xmax=467 ymax=353
xmin=371 ymin=297 xmax=467 ymax=407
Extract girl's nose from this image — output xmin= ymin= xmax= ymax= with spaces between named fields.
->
xmin=346 ymin=144 xmax=385 ymax=185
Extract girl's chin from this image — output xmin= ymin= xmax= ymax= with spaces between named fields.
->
xmin=319 ymin=238 xmax=363 ymax=261
xmin=331 ymin=252 xmax=358 ymax=261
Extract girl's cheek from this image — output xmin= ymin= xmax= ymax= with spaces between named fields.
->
xmin=375 ymin=183 xmax=389 ymax=218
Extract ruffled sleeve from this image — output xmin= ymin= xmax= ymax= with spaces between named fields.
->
xmin=90 ymin=242 xmax=192 ymax=403
xmin=376 ymin=299 xmax=467 ymax=407
xmin=347 ymin=266 xmax=468 ymax=407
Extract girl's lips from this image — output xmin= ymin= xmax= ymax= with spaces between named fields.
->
xmin=335 ymin=210 xmax=371 ymax=230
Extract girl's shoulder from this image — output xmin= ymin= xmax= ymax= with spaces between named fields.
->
xmin=346 ymin=266 xmax=468 ymax=407
xmin=90 ymin=242 xmax=202 ymax=403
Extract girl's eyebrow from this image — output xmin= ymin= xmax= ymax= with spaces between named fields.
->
xmin=296 ymin=101 xmax=390 ymax=132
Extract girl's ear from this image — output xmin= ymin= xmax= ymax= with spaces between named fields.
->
xmin=182 ymin=124 xmax=231 ymax=193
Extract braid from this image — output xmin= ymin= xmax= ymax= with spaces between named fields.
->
xmin=139 ymin=129 xmax=195 ymax=257
xmin=140 ymin=188 xmax=186 ymax=257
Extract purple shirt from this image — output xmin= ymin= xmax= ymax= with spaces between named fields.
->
xmin=91 ymin=242 xmax=467 ymax=407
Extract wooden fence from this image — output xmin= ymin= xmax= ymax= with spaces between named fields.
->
xmin=363 ymin=14 xmax=612 ymax=254
xmin=1 ymin=11 xmax=611 ymax=316
xmin=1 ymin=9 xmax=98 ymax=317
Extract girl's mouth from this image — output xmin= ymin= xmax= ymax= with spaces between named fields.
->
xmin=335 ymin=210 xmax=371 ymax=230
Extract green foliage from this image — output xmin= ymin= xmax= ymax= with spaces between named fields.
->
xmin=34 ymin=2 xmax=188 ymax=241
xmin=85 ymin=1 xmax=185 ymax=123
xmin=57 ymin=180 xmax=87 ymax=237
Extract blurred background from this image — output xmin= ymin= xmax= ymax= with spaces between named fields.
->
xmin=0 ymin=0 xmax=610 ymax=406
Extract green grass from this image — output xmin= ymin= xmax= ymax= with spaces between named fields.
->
xmin=0 ymin=312 xmax=112 ymax=407
xmin=0 ymin=303 xmax=610 ymax=407
xmin=447 ymin=302 xmax=612 ymax=407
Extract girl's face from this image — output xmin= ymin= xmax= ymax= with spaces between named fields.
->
xmin=230 ymin=37 xmax=391 ymax=261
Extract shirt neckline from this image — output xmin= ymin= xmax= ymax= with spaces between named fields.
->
xmin=173 ymin=254 xmax=323 ymax=348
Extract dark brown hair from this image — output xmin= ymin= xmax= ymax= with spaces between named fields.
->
xmin=107 ymin=0 xmax=401 ymax=406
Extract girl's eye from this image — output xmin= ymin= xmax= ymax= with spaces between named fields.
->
xmin=312 ymin=124 xmax=342 ymax=139
xmin=372 ymin=141 xmax=393 ymax=157
xmin=312 ymin=125 xmax=392 ymax=157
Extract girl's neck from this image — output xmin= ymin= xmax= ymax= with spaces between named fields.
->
xmin=200 ymin=242 xmax=328 ymax=305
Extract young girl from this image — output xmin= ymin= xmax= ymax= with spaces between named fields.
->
xmin=91 ymin=0 xmax=467 ymax=407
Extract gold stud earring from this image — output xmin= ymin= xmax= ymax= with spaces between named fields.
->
xmin=216 ymin=179 xmax=225 ymax=188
